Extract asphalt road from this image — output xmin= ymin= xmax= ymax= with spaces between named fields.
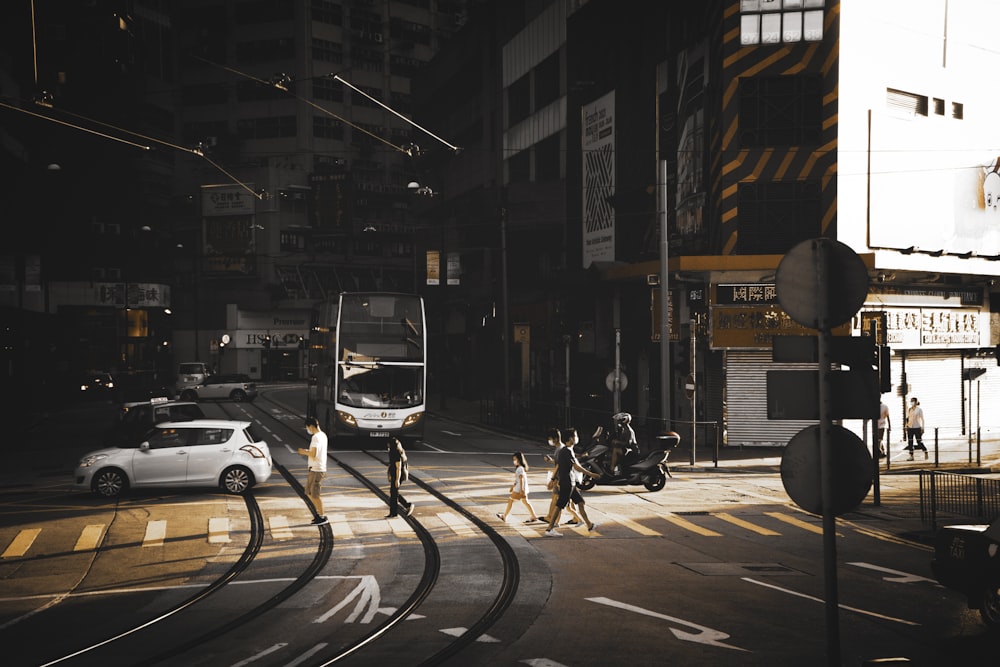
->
xmin=0 ymin=387 xmax=995 ymax=666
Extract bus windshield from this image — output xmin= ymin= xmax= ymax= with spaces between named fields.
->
xmin=337 ymin=364 xmax=423 ymax=409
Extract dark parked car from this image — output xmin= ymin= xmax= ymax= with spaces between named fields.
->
xmin=931 ymin=517 xmax=1000 ymax=630
xmin=180 ymin=374 xmax=258 ymax=402
xmin=107 ymin=398 xmax=206 ymax=446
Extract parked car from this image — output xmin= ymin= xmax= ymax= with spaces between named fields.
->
xmin=180 ymin=374 xmax=258 ymax=402
xmin=175 ymin=361 xmax=211 ymax=395
xmin=106 ymin=397 xmax=206 ymax=447
xmin=75 ymin=419 xmax=272 ymax=497
xmin=931 ymin=517 xmax=1000 ymax=630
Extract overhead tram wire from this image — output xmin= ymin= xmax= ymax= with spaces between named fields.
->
xmin=0 ymin=96 xmax=265 ymax=199
xmin=190 ymin=54 xmax=412 ymax=156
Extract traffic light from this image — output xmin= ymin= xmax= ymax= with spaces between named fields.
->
xmin=877 ymin=344 xmax=891 ymax=393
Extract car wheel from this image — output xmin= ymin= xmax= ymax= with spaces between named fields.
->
xmin=93 ymin=469 xmax=128 ymax=497
xmin=180 ymin=390 xmax=198 ymax=401
xmin=231 ymin=390 xmax=247 ymax=402
xmin=221 ymin=466 xmax=253 ymax=494
xmin=644 ymin=470 xmax=667 ymax=492
xmin=980 ymin=581 xmax=1000 ymax=630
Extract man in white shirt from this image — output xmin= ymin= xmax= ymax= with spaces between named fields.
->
xmin=298 ymin=416 xmax=329 ymax=525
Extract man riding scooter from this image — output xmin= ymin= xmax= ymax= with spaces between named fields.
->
xmin=609 ymin=412 xmax=637 ymax=477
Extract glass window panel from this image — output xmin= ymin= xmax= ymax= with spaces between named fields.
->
xmin=741 ymin=14 xmax=761 ymax=45
xmin=762 ymin=13 xmax=782 ymax=43
xmin=741 ymin=0 xmax=760 ymax=10
xmin=783 ymin=0 xmax=804 ymax=9
xmin=783 ymin=11 xmax=803 ymax=42
xmin=803 ymin=10 xmax=824 ymax=41
xmin=761 ymin=0 xmax=782 ymax=11
xmin=803 ymin=0 xmax=825 ymax=8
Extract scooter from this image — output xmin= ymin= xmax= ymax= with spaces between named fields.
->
xmin=576 ymin=423 xmax=680 ymax=492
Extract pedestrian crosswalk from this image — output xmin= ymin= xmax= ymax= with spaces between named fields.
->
xmin=0 ymin=506 xmax=835 ymax=559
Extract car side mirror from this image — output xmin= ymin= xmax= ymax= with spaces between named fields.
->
xmin=140 ymin=441 xmax=151 ymax=451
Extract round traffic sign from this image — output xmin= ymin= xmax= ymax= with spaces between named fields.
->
xmin=780 ymin=425 xmax=873 ymax=516
xmin=776 ymin=238 xmax=869 ymax=329
xmin=684 ymin=373 xmax=695 ymax=400
xmin=605 ymin=371 xmax=629 ymax=392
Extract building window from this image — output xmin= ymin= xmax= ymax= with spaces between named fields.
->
xmin=236 ymin=79 xmax=287 ymax=102
xmin=235 ymin=0 xmax=294 ymax=24
xmin=952 ymin=101 xmax=964 ymax=119
xmin=313 ymin=77 xmax=344 ymax=102
xmin=737 ymin=180 xmax=821 ymax=254
xmin=237 ymin=115 xmax=297 ymax=139
xmin=181 ymin=83 xmax=229 ymax=106
xmin=508 ymin=149 xmax=530 ymax=183
xmin=311 ymin=0 xmax=342 ymax=25
xmin=739 ymin=75 xmax=822 ymax=147
xmin=886 ymin=88 xmax=928 ymax=117
xmin=740 ymin=0 xmax=825 ymax=45
xmin=508 ymin=74 xmax=530 ymax=125
xmin=534 ymin=51 xmax=560 ymax=110
xmin=313 ymin=38 xmax=343 ymax=63
xmin=236 ymin=37 xmax=295 ymax=63
xmin=314 ymin=117 xmax=344 ymax=140
xmin=535 ymin=133 xmax=561 ymax=182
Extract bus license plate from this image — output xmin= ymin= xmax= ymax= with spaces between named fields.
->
xmin=370 ymin=432 xmax=390 ymax=437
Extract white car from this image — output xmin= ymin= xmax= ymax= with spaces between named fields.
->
xmin=75 ymin=419 xmax=273 ymax=497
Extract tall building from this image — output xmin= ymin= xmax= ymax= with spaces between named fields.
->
xmin=413 ymin=0 xmax=1000 ymax=447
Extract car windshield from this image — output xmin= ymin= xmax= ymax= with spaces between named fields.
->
xmin=179 ymin=363 xmax=206 ymax=375
xmin=337 ymin=365 xmax=423 ymax=408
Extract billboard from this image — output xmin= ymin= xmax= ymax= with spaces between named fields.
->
xmin=582 ymin=91 xmax=616 ymax=268
xmin=201 ymin=184 xmax=257 ymax=275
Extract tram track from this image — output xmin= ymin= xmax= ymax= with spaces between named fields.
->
xmin=24 ymin=388 xmax=524 ymax=666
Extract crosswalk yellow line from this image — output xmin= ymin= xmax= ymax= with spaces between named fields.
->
xmin=713 ymin=513 xmax=781 ymax=536
xmin=664 ymin=513 xmax=721 ymax=537
xmin=142 ymin=520 xmax=167 ymax=548
xmin=330 ymin=513 xmax=354 ymax=539
xmin=73 ymin=524 xmax=106 ymax=551
xmin=765 ymin=511 xmax=839 ymax=536
xmin=208 ymin=517 xmax=230 ymax=544
xmin=437 ymin=511 xmax=476 ymax=536
xmin=2 ymin=528 xmax=41 ymax=558
xmin=598 ymin=512 xmax=662 ymax=536
xmin=269 ymin=515 xmax=294 ymax=541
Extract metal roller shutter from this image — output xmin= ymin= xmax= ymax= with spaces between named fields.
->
xmin=726 ymin=351 xmax=818 ymax=447
xmin=889 ymin=351 xmax=962 ymax=441
xmin=963 ymin=359 xmax=1000 ymax=438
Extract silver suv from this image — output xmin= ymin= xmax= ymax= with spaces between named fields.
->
xmin=75 ymin=419 xmax=273 ymax=497
xmin=180 ymin=374 xmax=258 ymax=402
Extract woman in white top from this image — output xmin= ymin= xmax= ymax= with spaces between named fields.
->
xmin=496 ymin=451 xmax=540 ymax=523
xmin=905 ymin=397 xmax=927 ymax=460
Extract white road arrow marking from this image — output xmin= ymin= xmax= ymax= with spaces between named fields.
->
xmin=315 ymin=575 xmax=380 ymax=624
xmin=586 ymin=597 xmax=749 ymax=651
xmin=377 ymin=606 xmax=426 ymax=620
xmin=441 ymin=430 xmax=463 ymax=436
xmin=846 ymin=561 xmax=939 ymax=584
xmin=439 ymin=627 xmax=501 ymax=642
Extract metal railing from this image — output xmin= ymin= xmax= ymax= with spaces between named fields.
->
xmin=920 ymin=470 xmax=1000 ymax=530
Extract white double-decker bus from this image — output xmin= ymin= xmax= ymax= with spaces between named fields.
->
xmin=308 ymin=292 xmax=426 ymax=445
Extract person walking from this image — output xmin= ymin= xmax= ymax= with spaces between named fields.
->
xmin=877 ymin=400 xmax=890 ymax=458
xmin=297 ymin=416 xmax=328 ymax=525
xmin=541 ymin=428 xmax=583 ymax=526
xmin=496 ymin=451 xmax=540 ymax=523
xmin=386 ymin=436 xmax=414 ymax=518
xmin=544 ymin=427 xmax=601 ymax=537
xmin=905 ymin=397 xmax=927 ymax=460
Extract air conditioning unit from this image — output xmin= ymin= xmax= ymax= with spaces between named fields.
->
xmin=373 ymin=33 xmax=383 ymax=43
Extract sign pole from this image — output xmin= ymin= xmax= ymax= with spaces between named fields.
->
xmin=814 ymin=240 xmax=840 ymax=667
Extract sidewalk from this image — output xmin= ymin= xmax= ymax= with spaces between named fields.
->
xmin=431 ymin=398 xmax=1000 ymax=475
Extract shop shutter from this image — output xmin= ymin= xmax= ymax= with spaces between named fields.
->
xmin=889 ymin=351 xmax=962 ymax=441
xmin=725 ymin=350 xmax=818 ymax=447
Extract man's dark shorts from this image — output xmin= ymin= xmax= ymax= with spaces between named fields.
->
xmin=556 ymin=482 xmax=584 ymax=509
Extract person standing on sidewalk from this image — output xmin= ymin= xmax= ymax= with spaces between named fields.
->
xmin=297 ymin=416 xmax=328 ymax=525
xmin=905 ymin=397 xmax=927 ymax=460
xmin=386 ymin=436 xmax=413 ymax=518
xmin=496 ymin=451 xmax=540 ymax=523
xmin=877 ymin=400 xmax=890 ymax=458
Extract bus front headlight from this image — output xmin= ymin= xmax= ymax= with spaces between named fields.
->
xmin=337 ymin=411 xmax=357 ymax=427
xmin=402 ymin=413 xmax=422 ymax=428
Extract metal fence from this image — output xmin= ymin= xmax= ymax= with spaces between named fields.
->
xmin=920 ymin=470 xmax=1000 ymax=530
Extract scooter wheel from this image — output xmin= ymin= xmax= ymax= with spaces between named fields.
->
xmin=644 ymin=470 xmax=667 ymax=492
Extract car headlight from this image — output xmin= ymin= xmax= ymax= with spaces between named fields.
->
xmin=78 ymin=453 xmax=108 ymax=468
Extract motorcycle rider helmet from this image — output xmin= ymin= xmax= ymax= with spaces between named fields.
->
xmin=613 ymin=411 xmax=632 ymax=424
